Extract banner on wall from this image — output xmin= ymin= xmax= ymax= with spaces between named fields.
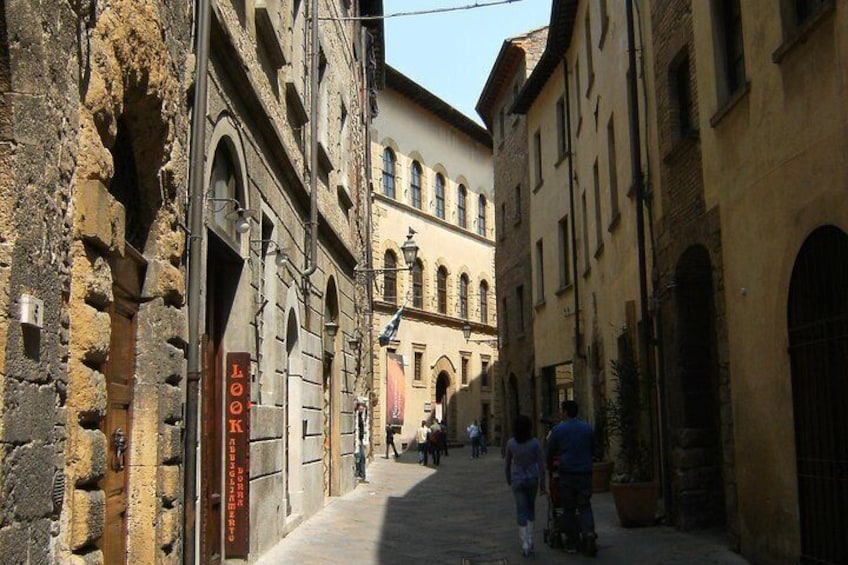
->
xmin=386 ymin=352 xmax=406 ymax=426
xmin=225 ymin=352 xmax=251 ymax=558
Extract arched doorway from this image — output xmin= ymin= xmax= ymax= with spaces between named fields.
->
xmin=435 ymin=372 xmax=450 ymax=424
xmin=323 ymin=278 xmax=340 ymax=497
xmin=669 ymin=245 xmax=724 ymax=530
xmin=200 ymin=134 xmax=246 ymax=564
xmin=285 ymin=311 xmax=299 ymax=517
xmin=788 ymin=226 xmax=848 ymax=565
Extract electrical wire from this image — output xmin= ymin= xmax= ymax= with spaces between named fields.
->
xmin=319 ymin=0 xmax=526 ymax=21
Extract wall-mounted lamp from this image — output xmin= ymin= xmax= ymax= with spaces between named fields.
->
xmin=347 ymin=337 xmax=361 ymax=350
xmin=355 ymin=227 xmax=419 ymax=277
xmin=462 ymin=320 xmax=499 ymax=347
xmin=206 ymin=192 xmax=255 ymax=234
xmin=324 ymin=319 xmax=339 ymax=339
xmin=249 ymin=239 xmax=288 ymax=267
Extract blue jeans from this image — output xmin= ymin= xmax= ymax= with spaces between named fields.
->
xmin=558 ymin=472 xmax=595 ymax=545
xmin=471 ymin=436 xmax=481 ymax=458
xmin=355 ymin=445 xmax=366 ymax=479
xmin=418 ymin=442 xmax=428 ymax=464
xmin=512 ymin=478 xmax=539 ymax=526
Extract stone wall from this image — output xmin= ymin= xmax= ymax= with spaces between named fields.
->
xmin=650 ymin=0 xmax=738 ymax=544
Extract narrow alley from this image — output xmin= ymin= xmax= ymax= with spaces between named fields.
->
xmin=255 ymin=446 xmax=748 ymax=565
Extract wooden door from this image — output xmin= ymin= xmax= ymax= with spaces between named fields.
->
xmin=101 ymin=250 xmax=144 ymax=564
xmin=201 ymin=333 xmax=223 ymax=564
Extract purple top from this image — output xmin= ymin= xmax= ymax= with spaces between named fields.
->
xmin=504 ymin=437 xmax=546 ymax=488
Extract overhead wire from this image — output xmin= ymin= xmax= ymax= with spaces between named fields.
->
xmin=319 ymin=0 xmax=526 ymax=21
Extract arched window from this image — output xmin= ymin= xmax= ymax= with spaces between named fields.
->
xmin=412 ymin=259 xmax=424 ymax=308
xmin=210 ymin=142 xmax=242 ymax=242
xmin=435 ymin=173 xmax=445 ymax=219
xmin=478 ymin=194 xmax=487 ymax=236
xmin=480 ymin=281 xmax=489 ymax=324
xmin=458 ymin=184 xmax=467 ymax=228
xmin=383 ymin=250 xmax=397 ymax=303
xmin=437 ymin=267 xmax=448 ymax=314
xmin=411 ymin=161 xmax=422 ymax=209
xmin=460 ymin=275 xmax=469 ymax=318
xmin=382 ymin=147 xmax=396 ymax=198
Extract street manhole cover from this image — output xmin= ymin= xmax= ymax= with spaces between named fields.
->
xmin=460 ymin=558 xmax=508 ymax=565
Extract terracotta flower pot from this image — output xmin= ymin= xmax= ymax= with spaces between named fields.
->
xmin=610 ymin=481 xmax=659 ymax=527
xmin=592 ymin=460 xmax=613 ymax=493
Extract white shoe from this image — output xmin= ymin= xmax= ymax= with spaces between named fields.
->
xmin=519 ymin=526 xmax=529 ymax=556
xmin=526 ymin=521 xmax=535 ymax=553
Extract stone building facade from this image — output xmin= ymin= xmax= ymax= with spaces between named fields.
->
xmin=686 ymin=1 xmax=846 ymax=563
xmin=512 ymin=0 xmax=656 ymax=459
xmin=192 ymin=0 xmax=380 ymax=561
xmin=0 ymin=0 xmax=381 ymax=563
xmin=476 ymin=27 xmax=549 ymax=439
xmin=369 ymin=67 xmax=497 ymax=451
xmin=0 ymin=2 xmax=193 ymax=564
xmin=648 ymin=0 xmax=738 ymax=541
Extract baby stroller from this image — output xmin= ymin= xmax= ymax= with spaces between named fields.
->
xmin=542 ymin=458 xmax=566 ymax=548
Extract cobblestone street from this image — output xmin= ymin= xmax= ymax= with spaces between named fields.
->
xmin=255 ymin=446 xmax=749 ymax=565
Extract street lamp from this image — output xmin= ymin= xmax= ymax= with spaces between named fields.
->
xmin=355 ymin=227 xmax=419 ymax=276
xmin=206 ymin=192 xmax=254 ymax=233
xmin=249 ymin=239 xmax=288 ymax=267
xmin=324 ymin=319 xmax=339 ymax=339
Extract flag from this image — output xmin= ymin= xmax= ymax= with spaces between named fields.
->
xmin=378 ymin=306 xmax=403 ymax=346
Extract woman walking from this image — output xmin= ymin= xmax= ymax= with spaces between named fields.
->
xmin=504 ymin=414 xmax=546 ymax=557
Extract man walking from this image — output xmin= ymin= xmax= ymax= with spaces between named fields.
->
xmin=547 ymin=400 xmax=598 ymax=556
xmin=416 ymin=420 xmax=430 ymax=465
xmin=385 ymin=424 xmax=400 ymax=459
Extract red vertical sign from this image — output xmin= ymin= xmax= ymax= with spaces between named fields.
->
xmin=225 ymin=352 xmax=250 ymax=558
xmin=386 ymin=352 xmax=406 ymax=426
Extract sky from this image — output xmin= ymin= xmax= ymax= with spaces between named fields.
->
xmin=383 ymin=0 xmax=552 ymax=124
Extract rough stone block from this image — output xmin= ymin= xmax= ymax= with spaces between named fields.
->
xmin=27 ymin=518 xmax=51 ymax=565
xmin=157 ymin=507 xmax=179 ymax=550
xmin=672 ymin=447 xmax=719 ymax=471
xmin=126 ymin=465 xmax=156 ymax=564
xmin=70 ymin=242 xmax=112 ymax=309
xmin=159 ymin=424 xmax=181 ymax=465
xmin=69 ymin=489 xmax=104 ymax=551
xmin=1 ymin=380 xmax=55 ymax=443
xmin=0 ymin=523 xmax=28 ymax=565
xmin=5 ymin=443 xmax=54 ymax=521
xmin=68 ymin=302 xmax=110 ymax=366
xmin=159 ymin=384 xmax=183 ymax=425
xmin=141 ymin=260 xmax=185 ymax=306
xmin=68 ymin=548 xmax=104 ymax=565
xmin=67 ymin=361 xmax=107 ymax=424
xmin=158 ymin=464 xmax=180 ymax=507
xmin=73 ymin=179 xmax=125 ymax=253
xmin=69 ymin=427 xmax=106 ymax=487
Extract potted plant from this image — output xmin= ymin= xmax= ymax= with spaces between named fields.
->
xmin=591 ymin=401 xmax=613 ymax=493
xmin=606 ymin=329 xmax=659 ymax=527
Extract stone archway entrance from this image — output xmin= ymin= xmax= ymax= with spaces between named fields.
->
xmin=669 ymin=245 xmax=725 ymax=530
xmin=435 ymin=371 xmax=450 ymax=423
xmin=788 ymin=225 xmax=848 ymax=565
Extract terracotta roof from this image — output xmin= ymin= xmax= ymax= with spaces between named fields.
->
xmin=512 ymin=0 xmax=579 ymax=114
xmin=475 ymin=26 xmax=549 ymax=129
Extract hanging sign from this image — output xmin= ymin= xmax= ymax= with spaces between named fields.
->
xmin=225 ymin=352 xmax=250 ymax=558
xmin=386 ymin=352 xmax=406 ymax=426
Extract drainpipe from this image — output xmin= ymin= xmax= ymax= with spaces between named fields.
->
xmin=562 ymin=58 xmax=583 ymax=363
xmin=303 ymin=0 xmax=320 ymax=278
xmin=625 ymin=0 xmax=658 ymax=480
xmin=183 ymin=0 xmax=211 ymax=563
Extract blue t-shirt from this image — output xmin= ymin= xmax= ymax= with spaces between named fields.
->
xmin=547 ymin=418 xmax=594 ymax=474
